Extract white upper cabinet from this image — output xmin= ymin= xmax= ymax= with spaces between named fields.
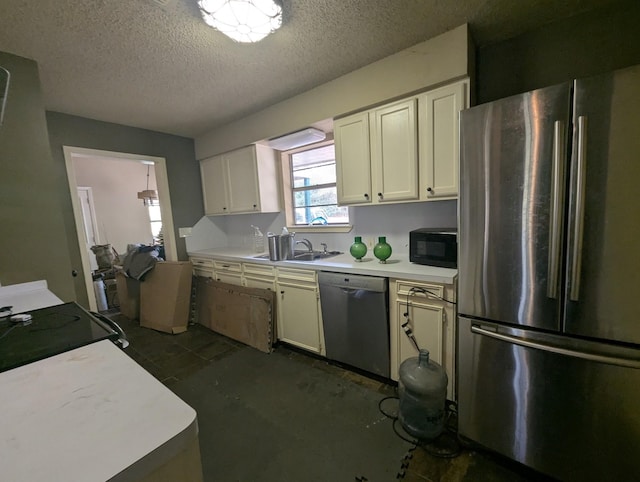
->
xmin=418 ymin=81 xmax=467 ymax=200
xmin=200 ymin=154 xmax=228 ymax=215
xmin=370 ymin=98 xmax=419 ymax=203
xmin=334 ymin=112 xmax=372 ymax=205
xmin=200 ymin=144 xmax=280 ymax=215
xmin=334 ymin=79 xmax=468 ymax=206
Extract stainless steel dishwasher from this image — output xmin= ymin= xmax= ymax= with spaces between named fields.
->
xmin=318 ymin=271 xmax=389 ymax=378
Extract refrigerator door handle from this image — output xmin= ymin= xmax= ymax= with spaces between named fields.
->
xmin=547 ymin=120 xmax=565 ymax=299
xmin=570 ymin=115 xmax=588 ymax=301
xmin=470 ymin=324 xmax=640 ymax=369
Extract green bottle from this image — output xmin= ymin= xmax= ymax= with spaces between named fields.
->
xmin=349 ymin=236 xmax=367 ymax=261
xmin=373 ymin=236 xmax=392 ymax=263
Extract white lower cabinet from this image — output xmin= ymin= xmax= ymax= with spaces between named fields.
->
xmin=242 ymin=263 xmax=276 ymax=291
xmin=275 ymin=267 xmax=324 ymax=355
xmin=389 ymin=278 xmax=456 ymax=400
xmin=213 ymin=260 xmax=242 ymax=285
xmin=190 ymin=257 xmax=214 ymax=278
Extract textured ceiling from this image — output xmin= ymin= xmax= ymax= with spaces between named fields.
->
xmin=0 ymin=0 xmax=621 ymax=137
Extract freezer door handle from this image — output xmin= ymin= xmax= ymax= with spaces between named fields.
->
xmin=470 ymin=324 xmax=640 ymax=369
xmin=570 ymin=115 xmax=588 ymax=301
xmin=547 ymin=120 xmax=565 ymax=299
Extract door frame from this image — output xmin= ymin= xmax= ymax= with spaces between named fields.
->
xmin=77 ymin=186 xmax=100 ymax=271
xmin=63 ymin=146 xmax=177 ymax=311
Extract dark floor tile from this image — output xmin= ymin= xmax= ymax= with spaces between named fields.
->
xmin=172 ymin=358 xmax=211 ymax=381
xmin=195 ymin=339 xmax=238 ymax=361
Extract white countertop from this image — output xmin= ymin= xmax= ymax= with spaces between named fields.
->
xmin=189 ymin=248 xmax=457 ymax=284
xmin=0 ymin=280 xmax=63 ymax=313
xmin=0 ymin=340 xmax=198 ymax=482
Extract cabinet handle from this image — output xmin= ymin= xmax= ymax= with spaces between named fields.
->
xmin=223 ymin=207 xmax=227 ymax=210
xmin=222 ymin=264 xmax=230 ymax=268
xmin=364 ymin=193 xmax=369 ymax=199
xmin=253 ymin=204 xmax=257 ymax=209
xmin=427 ymin=187 xmax=433 ymax=193
xmin=377 ymin=192 xmax=383 ymax=199
xmin=280 ymin=290 xmax=285 ymax=295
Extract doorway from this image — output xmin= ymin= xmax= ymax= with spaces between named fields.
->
xmin=63 ymin=146 xmax=177 ymax=311
xmin=76 ymin=186 xmax=99 ymax=272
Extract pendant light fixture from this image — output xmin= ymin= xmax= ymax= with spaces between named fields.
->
xmin=197 ymin=0 xmax=283 ymax=43
xmin=137 ymin=163 xmax=158 ymax=206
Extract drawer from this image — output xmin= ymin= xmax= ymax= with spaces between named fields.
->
xmin=276 ymin=266 xmax=317 ymax=283
xmin=213 ymin=260 xmax=242 ymax=273
xmin=190 ymin=257 xmax=213 ymax=269
xmin=395 ymin=279 xmax=445 ymax=301
xmin=194 ymin=267 xmax=214 ymax=278
xmin=243 ymin=262 xmax=275 ymax=278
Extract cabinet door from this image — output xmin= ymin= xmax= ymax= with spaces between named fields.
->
xmin=334 ymin=112 xmax=373 ymax=205
xmin=371 ymin=98 xmax=419 ymax=202
xmin=226 ymin=146 xmax=260 ymax=213
xmin=396 ymin=299 xmax=444 ymax=364
xmin=419 ymin=81 xmax=466 ymax=199
xmin=277 ymin=281 xmax=321 ymax=353
xmin=200 ymin=155 xmax=228 ymax=214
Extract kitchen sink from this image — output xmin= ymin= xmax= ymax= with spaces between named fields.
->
xmin=292 ymin=250 xmax=342 ymax=261
xmin=252 ymin=250 xmax=342 ymax=261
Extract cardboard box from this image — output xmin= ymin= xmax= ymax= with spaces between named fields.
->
xmin=140 ymin=261 xmax=193 ymax=334
xmin=115 ymin=270 xmax=140 ymax=320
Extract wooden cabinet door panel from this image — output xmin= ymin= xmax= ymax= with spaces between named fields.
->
xmin=371 ymin=99 xmax=418 ymax=202
xmin=334 ymin=112 xmax=372 ymax=205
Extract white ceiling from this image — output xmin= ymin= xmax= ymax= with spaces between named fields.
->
xmin=0 ymin=0 xmax=619 ymax=138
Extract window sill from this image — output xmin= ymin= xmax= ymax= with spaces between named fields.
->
xmin=286 ymin=224 xmax=353 ymax=234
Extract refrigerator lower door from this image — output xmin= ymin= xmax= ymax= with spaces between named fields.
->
xmin=458 ymin=316 xmax=640 ymax=482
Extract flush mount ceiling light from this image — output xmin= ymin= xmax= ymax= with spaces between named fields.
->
xmin=267 ymin=128 xmax=326 ymax=151
xmin=198 ymin=0 xmax=282 ymax=43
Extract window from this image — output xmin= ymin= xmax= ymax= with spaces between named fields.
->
xmin=282 ymin=141 xmax=350 ymax=229
xmin=147 ymin=200 xmax=163 ymax=244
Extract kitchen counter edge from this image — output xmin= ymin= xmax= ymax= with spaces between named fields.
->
xmin=188 ymin=248 xmax=457 ymax=285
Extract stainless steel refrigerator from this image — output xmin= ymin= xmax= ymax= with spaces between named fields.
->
xmin=458 ymin=64 xmax=640 ymax=481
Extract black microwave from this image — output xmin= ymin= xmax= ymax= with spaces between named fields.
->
xmin=409 ymin=228 xmax=457 ymax=268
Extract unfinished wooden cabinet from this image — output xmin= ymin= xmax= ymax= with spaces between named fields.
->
xmin=200 ymin=144 xmax=280 ymax=215
xmin=389 ymin=278 xmax=457 ymax=400
xmin=275 ymin=267 xmax=324 ymax=355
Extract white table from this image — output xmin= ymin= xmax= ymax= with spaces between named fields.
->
xmin=0 ymin=340 xmax=202 ymax=482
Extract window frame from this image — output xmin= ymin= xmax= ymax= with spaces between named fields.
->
xmin=280 ymin=137 xmax=352 ymax=233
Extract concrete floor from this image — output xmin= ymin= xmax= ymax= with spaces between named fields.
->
xmin=111 ymin=314 xmax=553 ymax=481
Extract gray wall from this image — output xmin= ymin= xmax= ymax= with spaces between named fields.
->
xmin=0 ymin=52 xmax=76 ymax=301
xmin=46 ymin=112 xmax=203 ymax=306
xmin=477 ymin=0 xmax=640 ymax=104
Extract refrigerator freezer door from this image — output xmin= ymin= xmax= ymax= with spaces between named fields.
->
xmin=564 ymin=64 xmax=640 ymax=345
xmin=459 ymin=83 xmax=572 ymax=330
xmin=457 ymin=315 xmax=640 ymax=482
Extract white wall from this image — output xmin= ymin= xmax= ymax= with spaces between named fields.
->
xmin=73 ymin=157 xmax=157 ymax=255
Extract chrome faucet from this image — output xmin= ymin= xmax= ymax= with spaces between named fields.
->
xmin=320 ymin=242 xmax=328 ymax=254
xmin=295 ymin=238 xmax=313 ymax=252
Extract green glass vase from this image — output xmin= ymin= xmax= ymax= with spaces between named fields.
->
xmin=373 ymin=236 xmax=392 ymax=263
xmin=349 ymin=236 xmax=367 ymax=262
